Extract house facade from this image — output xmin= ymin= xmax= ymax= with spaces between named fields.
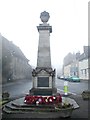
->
xmin=63 ymin=46 xmax=90 ymax=80
xmin=63 ymin=64 xmax=71 ymax=77
xmin=1 ymin=35 xmax=32 ymax=83
xmin=79 ymin=59 xmax=89 ymax=80
xmin=78 ymin=46 xmax=90 ymax=80
xmin=63 ymin=52 xmax=80 ymax=78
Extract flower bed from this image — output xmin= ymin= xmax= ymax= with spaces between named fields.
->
xmin=2 ymin=91 xmax=10 ymax=100
xmin=54 ymin=103 xmax=74 ymax=118
xmin=24 ymin=93 xmax=62 ymax=105
xmin=24 ymin=94 xmax=74 ymax=118
xmin=82 ymin=90 xmax=90 ymax=100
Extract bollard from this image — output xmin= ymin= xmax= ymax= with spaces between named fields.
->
xmin=64 ymin=81 xmax=68 ymax=95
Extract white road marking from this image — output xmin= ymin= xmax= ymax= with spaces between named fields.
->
xmin=57 ymin=88 xmax=77 ymax=95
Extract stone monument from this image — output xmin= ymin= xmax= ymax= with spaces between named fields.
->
xmin=2 ymin=12 xmax=79 ymax=119
xmin=30 ymin=11 xmax=57 ymax=95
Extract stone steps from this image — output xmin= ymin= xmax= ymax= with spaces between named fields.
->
xmin=2 ymin=97 xmax=79 ymax=118
xmin=12 ymin=102 xmax=55 ymax=108
xmin=5 ymin=104 xmax=55 ymax=111
xmin=3 ymin=99 xmax=56 ymax=114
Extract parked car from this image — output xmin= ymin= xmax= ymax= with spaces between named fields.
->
xmin=60 ymin=76 xmax=65 ymax=80
xmin=67 ymin=76 xmax=80 ymax=82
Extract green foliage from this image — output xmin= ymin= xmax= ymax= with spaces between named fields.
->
xmin=82 ymin=90 xmax=90 ymax=100
xmin=2 ymin=91 xmax=10 ymax=100
xmin=55 ymin=102 xmax=73 ymax=109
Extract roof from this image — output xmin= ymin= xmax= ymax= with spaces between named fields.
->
xmin=79 ymin=46 xmax=90 ymax=61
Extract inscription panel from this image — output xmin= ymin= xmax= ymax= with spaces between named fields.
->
xmin=38 ymin=77 xmax=49 ymax=87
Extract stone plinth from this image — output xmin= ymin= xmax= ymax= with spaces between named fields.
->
xmin=30 ymin=67 xmax=57 ymax=95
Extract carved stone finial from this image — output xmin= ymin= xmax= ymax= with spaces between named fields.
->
xmin=40 ymin=11 xmax=50 ymax=23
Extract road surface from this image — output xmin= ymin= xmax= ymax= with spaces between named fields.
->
xmin=1 ymin=78 xmax=88 ymax=99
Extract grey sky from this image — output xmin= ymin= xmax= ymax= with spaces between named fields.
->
xmin=0 ymin=0 xmax=88 ymax=70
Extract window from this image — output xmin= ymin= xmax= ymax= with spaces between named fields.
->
xmin=81 ymin=70 xmax=83 ymax=75
xmin=84 ymin=69 xmax=87 ymax=76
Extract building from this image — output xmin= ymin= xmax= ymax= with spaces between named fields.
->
xmin=63 ymin=46 xmax=90 ymax=80
xmin=78 ymin=46 xmax=90 ymax=80
xmin=1 ymin=35 xmax=32 ymax=83
xmin=63 ymin=52 xmax=80 ymax=78
xmin=0 ymin=34 xmax=2 ymax=84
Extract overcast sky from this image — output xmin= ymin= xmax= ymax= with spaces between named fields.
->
xmin=0 ymin=0 xmax=88 ymax=70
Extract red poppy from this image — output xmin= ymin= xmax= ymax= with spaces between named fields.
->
xmin=43 ymin=97 xmax=48 ymax=104
xmin=37 ymin=96 xmax=43 ymax=104
xmin=24 ymin=94 xmax=62 ymax=104
xmin=48 ymin=96 xmax=53 ymax=103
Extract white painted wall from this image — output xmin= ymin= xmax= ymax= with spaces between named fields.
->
xmin=79 ymin=59 xmax=89 ymax=80
xmin=64 ymin=64 xmax=71 ymax=77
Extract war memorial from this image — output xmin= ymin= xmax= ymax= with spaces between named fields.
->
xmin=2 ymin=11 xmax=79 ymax=119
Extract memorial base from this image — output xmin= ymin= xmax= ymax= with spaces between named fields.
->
xmin=30 ymin=88 xmax=57 ymax=96
xmin=2 ymin=97 xmax=79 ymax=118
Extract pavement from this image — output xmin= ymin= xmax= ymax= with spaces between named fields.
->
xmin=56 ymin=90 xmax=89 ymax=118
xmin=68 ymin=94 xmax=89 ymax=118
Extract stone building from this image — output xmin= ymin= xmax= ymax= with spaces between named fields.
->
xmin=1 ymin=35 xmax=32 ymax=83
xmin=63 ymin=52 xmax=80 ymax=78
xmin=63 ymin=46 xmax=90 ymax=80
xmin=78 ymin=46 xmax=90 ymax=80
